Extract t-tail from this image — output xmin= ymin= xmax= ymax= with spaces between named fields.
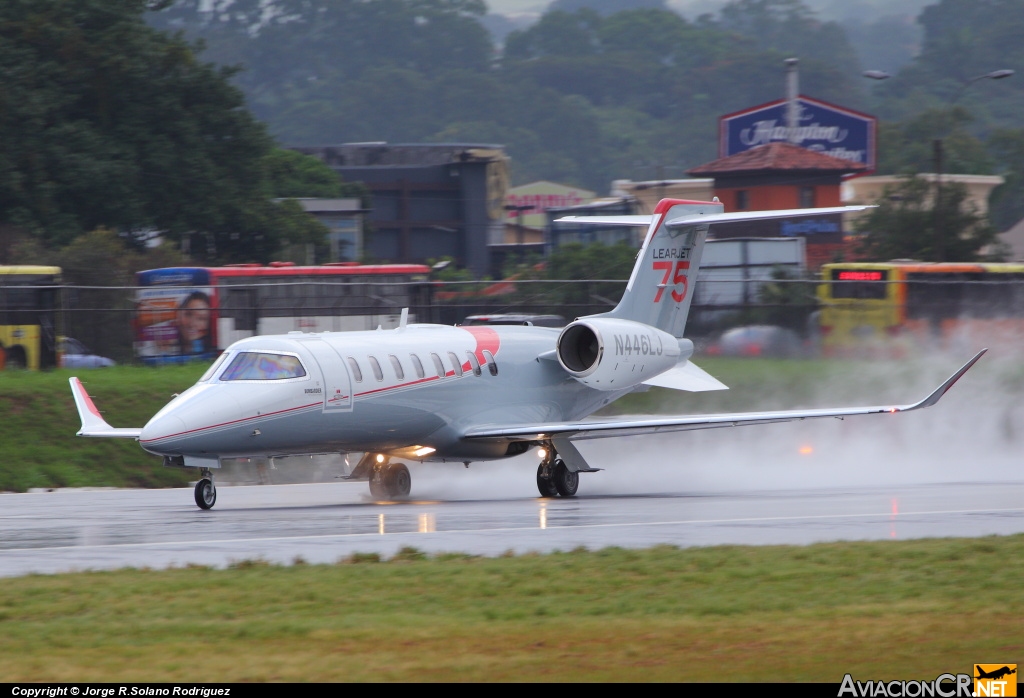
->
xmin=586 ymin=199 xmax=719 ymax=337
xmin=556 ymin=198 xmax=875 ymax=338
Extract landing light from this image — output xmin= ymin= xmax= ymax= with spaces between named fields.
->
xmin=798 ymin=445 xmax=813 ymax=456
xmin=537 ymin=448 xmax=547 ymax=459
xmin=413 ymin=446 xmax=435 ymax=457
xmin=375 ymin=453 xmax=385 ymax=463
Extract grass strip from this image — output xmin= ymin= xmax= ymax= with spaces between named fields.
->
xmin=0 ymin=536 xmax=1021 ymax=681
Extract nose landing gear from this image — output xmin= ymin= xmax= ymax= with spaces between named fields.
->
xmin=194 ymin=468 xmax=217 ymax=510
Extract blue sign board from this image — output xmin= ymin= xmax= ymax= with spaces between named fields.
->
xmin=720 ymin=96 xmax=876 ymax=173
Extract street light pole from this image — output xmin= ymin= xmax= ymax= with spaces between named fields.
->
xmin=863 ymin=68 xmax=1014 ymax=262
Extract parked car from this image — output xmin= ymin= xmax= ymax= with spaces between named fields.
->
xmin=704 ymin=325 xmax=805 ymax=358
xmin=59 ymin=337 xmax=115 ymax=368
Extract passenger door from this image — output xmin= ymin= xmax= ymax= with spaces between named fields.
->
xmin=297 ymin=338 xmax=353 ymax=412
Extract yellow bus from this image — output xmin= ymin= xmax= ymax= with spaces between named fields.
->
xmin=0 ymin=266 xmax=63 ymax=370
xmin=818 ymin=262 xmax=1024 ymax=356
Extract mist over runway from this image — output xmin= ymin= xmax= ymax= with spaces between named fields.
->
xmin=4 ymin=351 xmax=1022 ymax=578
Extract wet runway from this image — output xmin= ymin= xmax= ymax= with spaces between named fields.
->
xmin=2 ymin=476 xmax=1023 ymax=577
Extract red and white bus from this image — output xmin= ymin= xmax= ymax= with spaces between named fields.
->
xmin=134 ymin=263 xmax=431 ymax=364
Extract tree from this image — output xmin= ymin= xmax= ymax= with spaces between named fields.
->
xmin=0 ymin=0 xmax=322 ymax=262
xmin=988 ymin=128 xmax=1024 ymax=231
xmin=714 ymin=0 xmax=865 ymax=81
xmin=855 ymin=176 xmax=998 ymax=262
xmin=875 ymin=107 xmax=994 ymax=176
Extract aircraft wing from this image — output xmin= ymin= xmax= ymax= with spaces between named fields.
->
xmin=70 ymin=377 xmax=143 ymax=438
xmin=463 ymin=349 xmax=985 ymax=443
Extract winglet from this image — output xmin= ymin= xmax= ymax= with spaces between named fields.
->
xmin=69 ymin=377 xmax=143 ymax=438
xmin=901 ymin=348 xmax=987 ymax=411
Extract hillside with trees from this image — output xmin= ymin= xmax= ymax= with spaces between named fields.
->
xmin=6 ymin=0 xmax=1024 ymax=267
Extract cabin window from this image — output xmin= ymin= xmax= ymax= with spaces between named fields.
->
xmin=368 ymin=356 xmax=384 ymax=381
xmin=467 ymin=351 xmax=481 ymax=376
xmin=447 ymin=351 xmax=463 ymax=376
xmin=347 ymin=357 xmax=363 ymax=382
xmin=388 ymin=354 xmax=405 ymax=380
xmin=482 ymin=349 xmax=498 ymax=376
xmin=410 ymin=353 xmax=425 ymax=379
xmin=220 ymin=352 xmax=306 ymax=381
xmin=430 ymin=353 xmax=445 ymax=378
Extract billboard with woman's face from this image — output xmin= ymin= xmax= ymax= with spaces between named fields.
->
xmin=135 ymin=268 xmax=216 ymax=363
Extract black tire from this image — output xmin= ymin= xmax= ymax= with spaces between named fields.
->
xmin=194 ymin=478 xmax=216 ymax=510
xmin=553 ymin=459 xmax=579 ymax=497
xmin=384 ymin=462 xmax=411 ymax=498
xmin=368 ymin=468 xmax=387 ymax=499
xmin=536 ymin=463 xmax=559 ymax=497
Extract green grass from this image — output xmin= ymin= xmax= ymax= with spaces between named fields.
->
xmin=0 ymin=356 xmax=1017 ymax=491
xmin=0 ymin=537 xmax=1021 ymax=681
xmin=0 ymin=365 xmax=205 ymax=491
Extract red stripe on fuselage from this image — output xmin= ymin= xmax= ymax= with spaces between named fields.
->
xmin=144 ymin=326 xmax=506 ymax=444
xmin=139 ymin=402 xmax=322 ymax=444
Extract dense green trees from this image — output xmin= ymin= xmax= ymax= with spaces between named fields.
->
xmin=0 ymin=0 xmax=332 ymax=263
xmin=855 ymin=177 xmax=998 ymax=262
xmin=6 ymin=0 xmax=1024 ymax=269
xmin=147 ymin=0 xmax=874 ymax=193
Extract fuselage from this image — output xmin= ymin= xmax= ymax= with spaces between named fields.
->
xmin=138 ymin=323 xmax=630 ymax=463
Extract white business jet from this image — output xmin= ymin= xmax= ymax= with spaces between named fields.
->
xmin=70 ymin=198 xmax=985 ymax=509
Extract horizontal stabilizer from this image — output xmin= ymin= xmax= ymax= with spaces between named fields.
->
xmin=664 ymin=205 xmax=873 ymax=228
xmin=556 ymin=206 xmax=873 ymax=229
xmin=69 ymin=377 xmax=142 ymax=439
xmin=643 ymin=361 xmax=728 ymax=392
xmin=553 ymin=215 xmax=655 ymax=227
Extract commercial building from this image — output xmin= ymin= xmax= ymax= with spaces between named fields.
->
xmin=294 ymin=143 xmax=509 ymax=277
xmin=688 ymin=141 xmax=866 ymax=269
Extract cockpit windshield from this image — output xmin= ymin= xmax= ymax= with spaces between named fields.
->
xmin=198 ymin=352 xmax=231 ymax=383
xmin=219 ymin=352 xmax=307 ymax=381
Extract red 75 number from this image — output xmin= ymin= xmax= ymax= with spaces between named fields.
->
xmin=653 ymin=261 xmax=690 ymax=303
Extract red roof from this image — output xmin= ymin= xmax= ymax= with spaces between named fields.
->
xmin=688 ymin=142 xmax=866 ymax=176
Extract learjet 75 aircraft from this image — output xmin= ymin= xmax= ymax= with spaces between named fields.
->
xmin=70 ymin=198 xmax=985 ymax=509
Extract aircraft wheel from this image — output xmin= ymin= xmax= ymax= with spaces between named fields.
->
xmin=536 ymin=463 xmax=559 ymax=497
xmin=384 ymin=462 xmax=411 ymax=498
xmin=368 ymin=468 xmax=387 ymax=500
xmin=194 ymin=478 xmax=217 ymax=510
xmin=552 ymin=459 xmax=578 ymax=497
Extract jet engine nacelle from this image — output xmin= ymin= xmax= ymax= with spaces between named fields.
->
xmin=556 ymin=318 xmax=681 ymax=390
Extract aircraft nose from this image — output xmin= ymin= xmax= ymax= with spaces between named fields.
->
xmin=139 ymin=412 xmax=188 ymax=451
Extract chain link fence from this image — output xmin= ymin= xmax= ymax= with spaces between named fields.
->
xmin=59 ymin=277 xmax=824 ymax=364
xmin=46 ymin=275 xmax=1024 ymax=366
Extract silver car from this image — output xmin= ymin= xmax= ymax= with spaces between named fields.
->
xmin=60 ymin=337 xmax=115 ymax=368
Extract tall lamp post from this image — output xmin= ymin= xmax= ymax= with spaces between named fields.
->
xmin=863 ymin=69 xmax=1014 ymax=261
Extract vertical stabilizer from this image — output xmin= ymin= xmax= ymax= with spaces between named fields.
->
xmin=588 ymin=199 xmax=722 ymax=337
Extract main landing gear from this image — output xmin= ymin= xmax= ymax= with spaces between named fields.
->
xmin=536 ymin=446 xmax=579 ymax=498
xmin=194 ymin=469 xmax=217 ymax=510
xmin=360 ymin=455 xmax=411 ymax=500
